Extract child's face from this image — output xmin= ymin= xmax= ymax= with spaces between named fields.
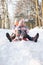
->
xmin=19 ymin=21 xmax=24 ymax=26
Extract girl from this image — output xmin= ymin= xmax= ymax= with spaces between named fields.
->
xmin=16 ymin=19 xmax=39 ymax=42
xmin=6 ymin=19 xmax=19 ymax=42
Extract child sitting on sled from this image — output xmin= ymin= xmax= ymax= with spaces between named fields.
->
xmin=6 ymin=19 xmax=39 ymax=42
xmin=6 ymin=19 xmax=19 ymax=42
xmin=16 ymin=19 xmax=39 ymax=42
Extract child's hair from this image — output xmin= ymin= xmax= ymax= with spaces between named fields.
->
xmin=14 ymin=19 xmax=19 ymax=26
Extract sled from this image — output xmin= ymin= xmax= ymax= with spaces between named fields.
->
xmin=13 ymin=38 xmax=29 ymax=41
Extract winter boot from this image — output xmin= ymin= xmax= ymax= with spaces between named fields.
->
xmin=6 ymin=33 xmax=12 ymax=42
xmin=33 ymin=33 xmax=39 ymax=42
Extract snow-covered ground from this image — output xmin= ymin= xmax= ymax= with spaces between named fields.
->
xmin=0 ymin=27 xmax=43 ymax=65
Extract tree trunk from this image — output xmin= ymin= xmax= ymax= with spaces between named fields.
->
xmin=35 ymin=0 xmax=40 ymax=27
xmin=42 ymin=0 xmax=43 ymax=27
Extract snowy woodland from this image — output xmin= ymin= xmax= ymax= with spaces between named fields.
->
xmin=0 ymin=0 xmax=43 ymax=65
xmin=0 ymin=0 xmax=43 ymax=29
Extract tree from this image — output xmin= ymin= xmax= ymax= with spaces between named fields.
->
xmin=1 ymin=0 xmax=10 ymax=29
xmin=14 ymin=0 xmax=35 ymax=19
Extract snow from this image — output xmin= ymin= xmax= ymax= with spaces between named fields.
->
xmin=0 ymin=27 xmax=43 ymax=65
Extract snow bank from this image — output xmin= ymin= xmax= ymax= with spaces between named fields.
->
xmin=0 ymin=27 xmax=43 ymax=65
